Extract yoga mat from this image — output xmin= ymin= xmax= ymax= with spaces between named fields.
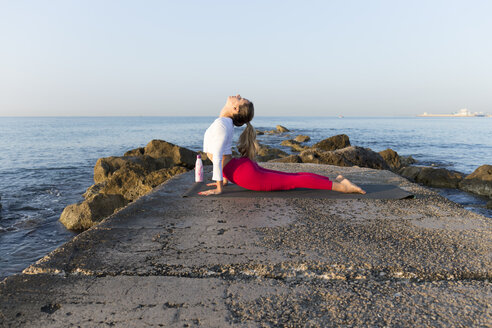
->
xmin=182 ymin=182 xmax=414 ymax=200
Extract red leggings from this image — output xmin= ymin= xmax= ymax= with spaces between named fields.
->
xmin=223 ymin=157 xmax=333 ymax=191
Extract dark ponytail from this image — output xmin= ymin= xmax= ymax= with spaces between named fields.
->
xmin=233 ymin=100 xmax=258 ymax=160
xmin=238 ymin=121 xmax=258 ymax=160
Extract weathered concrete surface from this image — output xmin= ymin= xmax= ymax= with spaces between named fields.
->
xmin=1 ymin=163 xmax=491 ymax=327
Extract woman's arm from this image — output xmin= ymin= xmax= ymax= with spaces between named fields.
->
xmin=199 ymin=122 xmax=230 ymax=196
xmin=200 ymin=154 xmax=232 ymax=196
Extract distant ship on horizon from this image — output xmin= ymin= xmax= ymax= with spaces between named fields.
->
xmin=418 ymin=108 xmax=491 ymax=117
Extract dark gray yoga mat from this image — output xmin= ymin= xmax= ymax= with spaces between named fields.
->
xmin=182 ymin=182 xmax=414 ymax=199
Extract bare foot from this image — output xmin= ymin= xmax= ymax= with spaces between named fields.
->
xmin=336 ymin=175 xmax=366 ymax=194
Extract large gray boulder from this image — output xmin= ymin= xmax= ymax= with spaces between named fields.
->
xmin=299 ymin=146 xmax=390 ymax=170
xmin=459 ymin=165 xmax=492 ymax=197
xmin=399 ymin=166 xmax=464 ymax=189
xmin=312 ymin=134 xmax=351 ymax=151
xmin=59 ymin=193 xmax=129 ymax=231
xmin=379 ymin=148 xmax=402 ymax=171
xmin=399 ymin=166 xmax=423 ymax=181
xmin=416 ymin=167 xmax=464 ymax=189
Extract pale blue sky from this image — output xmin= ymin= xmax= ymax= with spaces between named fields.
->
xmin=1 ymin=0 xmax=491 ymax=116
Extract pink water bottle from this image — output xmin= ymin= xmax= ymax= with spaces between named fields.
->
xmin=195 ymin=154 xmax=203 ymax=182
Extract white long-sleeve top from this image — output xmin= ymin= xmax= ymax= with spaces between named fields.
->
xmin=203 ymin=117 xmax=234 ymax=181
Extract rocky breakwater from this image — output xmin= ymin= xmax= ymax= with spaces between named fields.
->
xmin=263 ymin=129 xmax=492 ymax=208
xmin=271 ymin=134 xmax=391 ymax=170
xmin=59 ymin=140 xmax=207 ymax=231
xmin=399 ymin=165 xmax=492 ymax=206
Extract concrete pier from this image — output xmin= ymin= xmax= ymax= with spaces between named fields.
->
xmin=1 ymin=164 xmax=490 ymax=327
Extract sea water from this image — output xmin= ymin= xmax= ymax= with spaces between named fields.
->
xmin=1 ymin=116 xmax=491 ymax=279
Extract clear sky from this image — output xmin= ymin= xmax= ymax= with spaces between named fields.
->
xmin=1 ymin=0 xmax=491 ymax=116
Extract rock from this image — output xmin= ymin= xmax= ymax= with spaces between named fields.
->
xmin=459 ymin=165 xmax=492 ymax=197
xmin=280 ymin=139 xmax=309 ymax=152
xmin=93 ymin=155 xmax=171 ymax=184
xmin=294 ymin=135 xmax=310 ymax=143
xmin=312 ymin=134 xmax=351 ymax=151
xmin=399 ymin=166 xmax=423 ymax=181
xmin=276 ymin=125 xmax=289 ymax=133
xmin=124 ymin=147 xmax=145 ymax=156
xmin=64 ymin=139 xmax=196 ymax=231
xmin=416 ymin=167 xmax=464 ymax=189
xmin=64 ymin=163 xmax=187 ymax=231
xmin=99 ymin=165 xmax=187 ymax=201
xmin=94 ymin=140 xmax=199 ymax=184
xmin=83 ymin=181 xmax=108 ymax=199
xmin=268 ymin=155 xmax=302 ymax=163
xmin=257 ymin=144 xmax=288 ymax=162
xmin=401 ymin=155 xmax=417 ymax=167
xmin=399 ymin=166 xmax=464 ymax=189
xmin=143 ymin=140 xmax=196 ymax=169
xmin=255 ymin=129 xmax=264 ymax=135
xmin=379 ymin=148 xmax=402 ymax=171
xmin=299 ymin=146 xmax=390 ymax=170
xmin=87 ymin=165 xmax=187 ymax=202
xmin=59 ymin=193 xmax=129 ymax=231
xmin=487 ymin=200 xmax=492 ymax=209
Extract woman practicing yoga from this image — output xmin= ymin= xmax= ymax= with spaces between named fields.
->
xmin=198 ymin=95 xmax=366 ymax=196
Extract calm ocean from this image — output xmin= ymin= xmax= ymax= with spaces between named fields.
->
xmin=1 ymin=116 xmax=491 ymax=280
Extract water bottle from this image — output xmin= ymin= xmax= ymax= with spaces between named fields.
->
xmin=195 ymin=154 xmax=203 ymax=182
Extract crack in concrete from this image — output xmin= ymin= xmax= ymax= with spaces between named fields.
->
xmin=22 ymin=262 xmax=490 ymax=284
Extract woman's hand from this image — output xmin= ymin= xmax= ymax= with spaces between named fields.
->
xmin=199 ymin=180 xmax=224 ymax=196
xmin=198 ymin=188 xmax=222 ymax=196
xmin=206 ymin=179 xmax=228 ymax=187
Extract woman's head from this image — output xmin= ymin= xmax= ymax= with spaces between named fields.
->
xmin=226 ymin=95 xmax=254 ymax=127
xmin=227 ymin=95 xmax=258 ymax=160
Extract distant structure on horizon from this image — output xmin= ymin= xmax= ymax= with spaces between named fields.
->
xmin=418 ymin=108 xmax=491 ymax=117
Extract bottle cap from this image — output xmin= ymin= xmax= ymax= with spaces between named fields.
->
xmin=197 ymin=154 xmax=201 ymax=159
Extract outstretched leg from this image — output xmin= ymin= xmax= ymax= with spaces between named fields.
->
xmin=225 ymin=158 xmax=365 ymax=194
xmin=255 ymin=163 xmax=332 ymax=181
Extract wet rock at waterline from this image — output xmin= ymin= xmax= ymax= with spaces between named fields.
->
xmin=460 ymin=165 xmax=492 ymax=198
xmin=60 ymin=140 xmax=197 ymax=231
xmin=88 ymin=165 xmax=188 ymax=201
xmin=59 ymin=193 xmax=129 ymax=231
xmin=294 ymin=135 xmax=311 ymax=143
xmin=399 ymin=166 xmax=464 ymax=189
xmin=276 ymin=125 xmax=290 ymax=133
